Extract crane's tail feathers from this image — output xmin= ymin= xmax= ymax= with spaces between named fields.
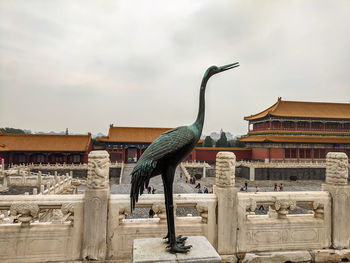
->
xmin=130 ymin=160 xmax=157 ymax=212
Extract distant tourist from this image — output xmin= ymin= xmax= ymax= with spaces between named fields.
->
xmin=204 ymin=187 xmax=209 ymax=194
xmin=147 ymin=186 xmax=151 ymax=194
xmin=149 ymin=208 xmax=155 ymax=218
xmin=279 ymin=183 xmax=283 ymax=191
xmin=195 ymin=183 xmax=201 ymax=189
xmin=255 ymin=186 xmax=259 ymax=192
xmin=245 ymin=181 xmax=248 ymax=192
xmin=197 ymin=189 xmax=202 ymax=194
xmin=193 ymin=177 xmax=196 ymax=184
xmin=152 ymin=188 xmax=156 ymax=194
xmin=240 ymin=185 xmax=244 ymax=191
xmin=274 ymin=183 xmax=277 ymax=191
xmin=185 ymin=177 xmax=189 ymax=183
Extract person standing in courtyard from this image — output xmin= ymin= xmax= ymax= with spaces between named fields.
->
xmin=274 ymin=183 xmax=277 ymax=191
xmin=185 ymin=177 xmax=188 ymax=183
xmin=245 ymin=181 xmax=248 ymax=192
xmin=149 ymin=208 xmax=155 ymax=218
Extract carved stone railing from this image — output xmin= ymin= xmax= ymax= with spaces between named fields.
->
xmin=5 ymin=172 xmax=75 ymax=195
xmin=0 ymin=194 xmax=84 ymax=262
xmin=179 ymin=163 xmax=191 ymax=179
xmin=12 ymin=162 xmax=88 ymax=170
xmin=0 ymin=151 xmax=348 ymax=263
xmin=237 ymin=160 xmax=326 ymax=168
xmin=107 ymin=193 xmax=217 ymax=262
xmin=182 ymin=161 xmax=212 ymax=168
xmin=237 ymin=191 xmax=331 ymax=252
xmin=9 ymin=161 xmax=122 ymax=170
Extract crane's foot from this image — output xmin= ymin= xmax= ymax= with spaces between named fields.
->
xmin=167 ymin=243 xmax=192 ymax=254
xmin=163 ymin=234 xmax=187 ymax=244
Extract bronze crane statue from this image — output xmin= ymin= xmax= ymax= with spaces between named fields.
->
xmin=130 ymin=62 xmax=239 ymax=253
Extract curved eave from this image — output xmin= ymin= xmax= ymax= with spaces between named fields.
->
xmin=244 ymin=101 xmax=280 ymax=121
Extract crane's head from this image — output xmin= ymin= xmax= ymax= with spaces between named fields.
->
xmin=203 ymin=62 xmax=240 ymax=81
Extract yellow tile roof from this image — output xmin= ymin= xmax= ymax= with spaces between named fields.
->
xmin=239 ymin=135 xmax=350 ymax=144
xmin=0 ymin=133 xmax=92 ymax=152
xmin=98 ymin=125 xmax=172 ymax=143
xmin=244 ymin=98 xmax=350 ymax=120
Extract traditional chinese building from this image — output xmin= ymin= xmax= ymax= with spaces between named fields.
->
xmin=99 ymin=124 xmax=249 ymax=163
xmin=98 ymin=125 xmax=172 ymax=162
xmin=0 ymin=133 xmax=92 ymax=165
xmin=239 ymin=98 xmax=350 ymax=161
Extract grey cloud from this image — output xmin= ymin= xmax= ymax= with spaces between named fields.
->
xmin=0 ymin=0 xmax=349 ymax=135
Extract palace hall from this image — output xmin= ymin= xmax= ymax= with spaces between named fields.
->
xmin=0 ymin=133 xmax=92 ymax=165
xmin=239 ymin=98 xmax=350 ymax=161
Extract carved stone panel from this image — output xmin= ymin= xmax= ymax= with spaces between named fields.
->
xmin=196 ymin=203 xmax=209 ymax=223
xmin=152 ymin=202 xmax=167 ymax=223
xmin=272 ymin=199 xmax=296 ymax=219
xmin=61 ymin=203 xmax=75 ymax=225
xmin=10 ymin=203 xmax=39 ymax=226
xmin=325 ymin=152 xmax=348 ymax=185
xmin=87 ymin=151 xmax=110 ymax=189
xmin=216 ymin=152 xmax=236 ymax=187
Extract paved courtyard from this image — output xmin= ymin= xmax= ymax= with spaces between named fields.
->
xmin=111 ymin=164 xmax=323 ymax=195
xmin=108 ymin=164 xmax=324 ymax=218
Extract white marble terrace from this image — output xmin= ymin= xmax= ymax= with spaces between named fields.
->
xmin=0 ymin=151 xmax=349 ymax=262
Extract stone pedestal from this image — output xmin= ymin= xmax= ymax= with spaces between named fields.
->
xmin=132 ymin=236 xmax=221 ymax=263
xmin=249 ymin=167 xmax=255 ymax=181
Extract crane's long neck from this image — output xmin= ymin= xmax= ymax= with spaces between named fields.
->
xmin=193 ymin=77 xmax=209 ymax=136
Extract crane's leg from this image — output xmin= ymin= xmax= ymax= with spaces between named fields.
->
xmin=162 ymin=180 xmax=171 ymax=240
xmin=162 ymin=180 xmax=187 ymax=244
xmin=162 ymin=168 xmax=192 ymax=253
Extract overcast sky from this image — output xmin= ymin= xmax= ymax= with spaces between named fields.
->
xmin=1 ymin=0 xmax=349 ymax=136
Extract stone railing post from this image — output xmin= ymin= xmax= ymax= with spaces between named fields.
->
xmin=1 ymin=158 xmax=4 ymax=174
xmin=322 ymin=152 xmax=350 ymax=249
xmin=46 ymin=182 xmax=51 ymax=194
xmin=215 ymin=152 xmax=237 ymax=257
xmin=82 ymin=150 xmax=110 ymax=260
xmin=54 ymin=171 xmax=58 ymax=184
xmin=37 ymin=171 xmax=42 ymax=186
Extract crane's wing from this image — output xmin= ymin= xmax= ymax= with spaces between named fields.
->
xmin=138 ymin=126 xmax=196 ymax=163
xmin=130 ymin=126 xmax=196 ymax=210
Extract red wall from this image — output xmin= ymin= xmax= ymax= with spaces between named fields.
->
xmin=270 ymin=148 xmax=284 ymax=160
xmin=252 ymin=148 xmax=285 ymax=161
xmin=194 ymin=148 xmax=252 ymax=162
xmin=252 ymin=148 xmax=269 ymax=160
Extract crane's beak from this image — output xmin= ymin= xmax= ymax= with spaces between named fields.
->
xmin=218 ymin=62 xmax=240 ymax=73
